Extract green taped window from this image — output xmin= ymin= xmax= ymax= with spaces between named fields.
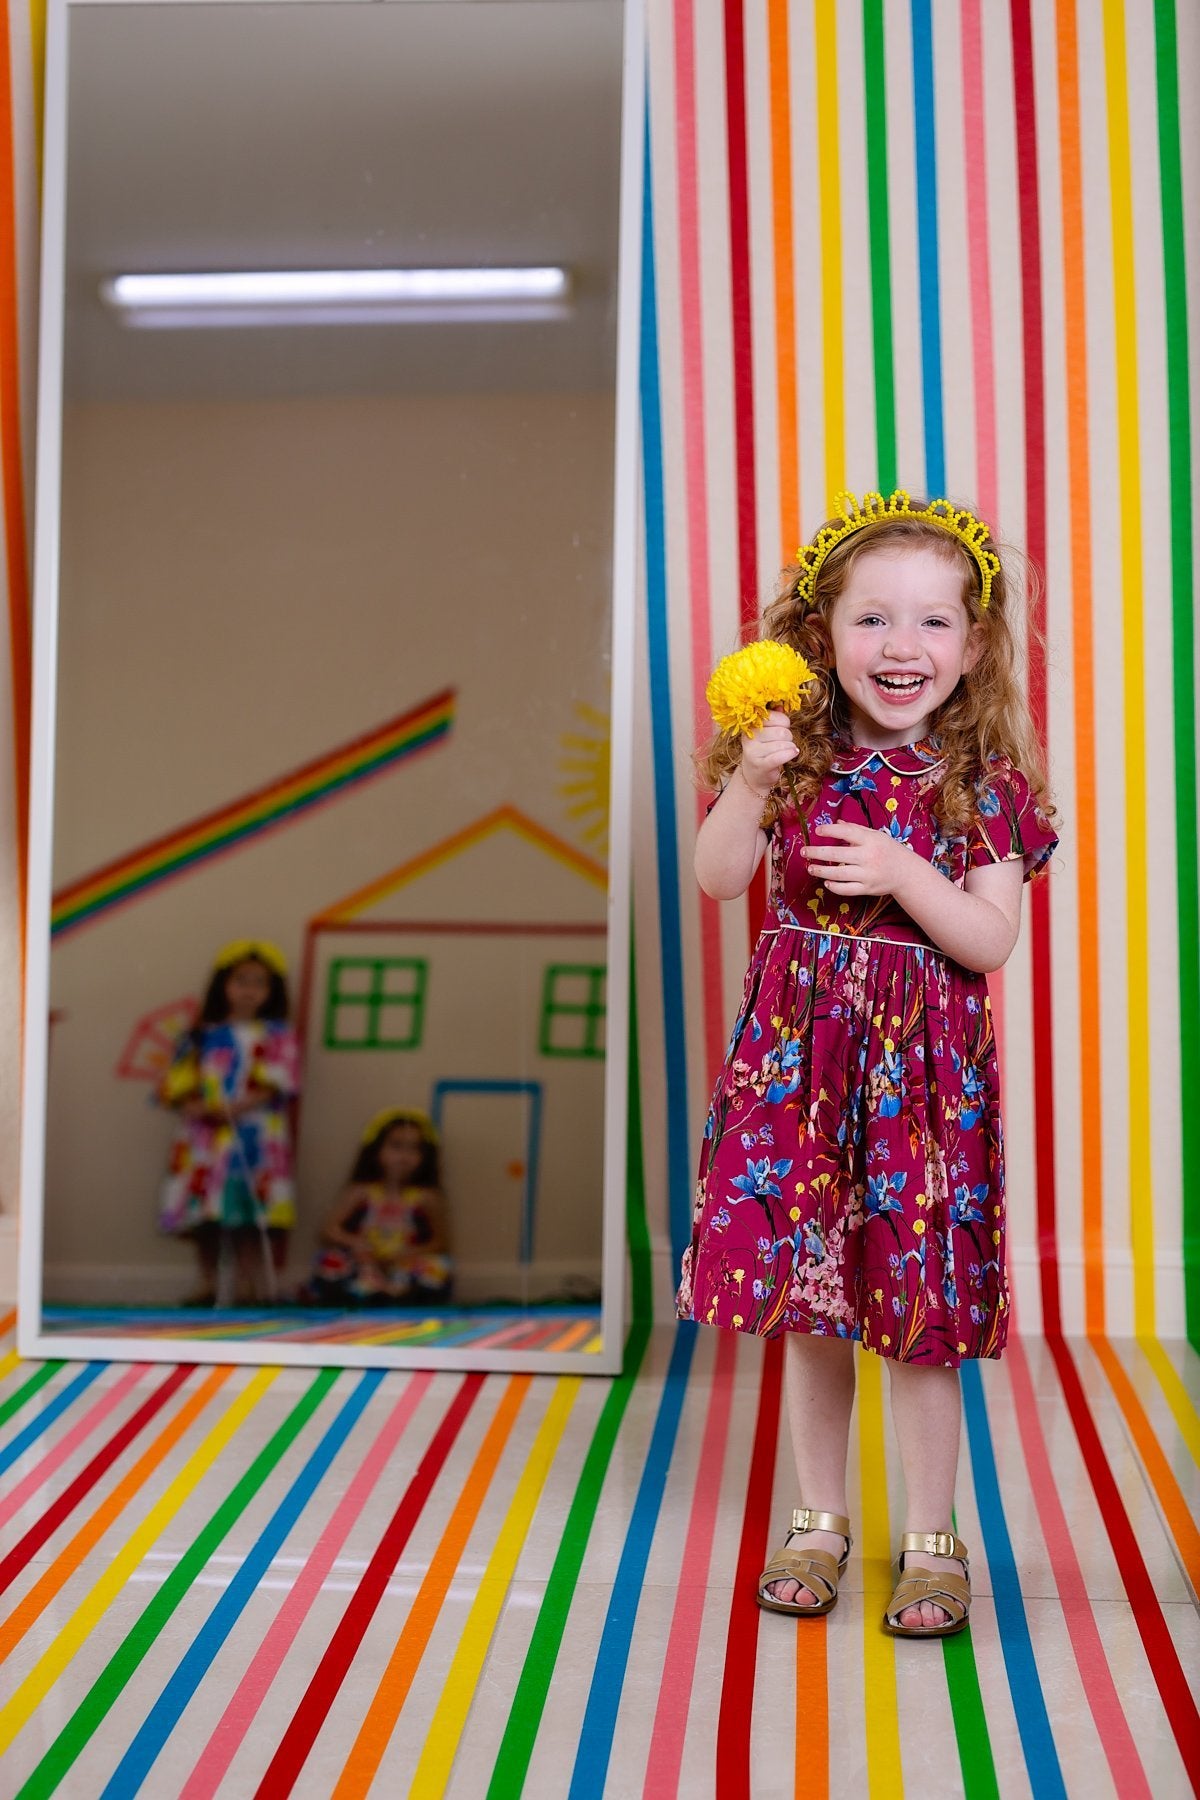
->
xmin=324 ymin=957 xmax=428 ymax=1050
xmin=539 ymin=964 xmax=606 ymax=1059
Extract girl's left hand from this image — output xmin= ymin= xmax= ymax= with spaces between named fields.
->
xmin=801 ymin=822 xmax=912 ymax=896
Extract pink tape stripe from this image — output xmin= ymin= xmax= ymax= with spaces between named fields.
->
xmin=672 ymin=0 xmax=727 ymax=1089
xmin=1004 ymin=1335 xmax=1152 ymax=1797
xmin=0 ymin=1363 xmax=147 ymax=1533
xmin=642 ymin=1329 xmax=738 ymax=1795
xmin=179 ymin=1370 xmax=434 ymax=1800
xmin=958 ymin=0 xmax=1009 ymax=1067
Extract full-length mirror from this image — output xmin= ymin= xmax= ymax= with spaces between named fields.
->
xmin=19 ymin=0 xmax=641 ymax=1371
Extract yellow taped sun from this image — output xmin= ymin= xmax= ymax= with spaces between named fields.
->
xmin=558 ymin=703 xmax=610 ymax=853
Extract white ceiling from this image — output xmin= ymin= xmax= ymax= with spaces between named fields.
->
xmin=62 ymin=0 xmax=625 ymax=400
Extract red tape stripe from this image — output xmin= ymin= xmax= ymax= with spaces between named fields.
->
xmin=0 ymin=1364 xmax=192 ymax=1596
xmin=715 ymin=1337 xmax=783 ymax=1797
xmin=254 ymin=1373 xmax=485 ymax=1798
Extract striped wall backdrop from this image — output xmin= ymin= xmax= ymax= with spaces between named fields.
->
xmin=0 ymin=0 xmax=1196 ymax=1354
xmin=633 ymin=0 xmax=1199 ymax=1359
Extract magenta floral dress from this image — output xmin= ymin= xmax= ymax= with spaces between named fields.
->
xmin=675 ymin=738 xmax=1058 ymax=1367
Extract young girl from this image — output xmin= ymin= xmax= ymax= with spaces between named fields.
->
xmin=676 ymin=492 xmax=1058 ymax=1638
xmin=304 ymin=1108 xmax=453 ymax=1307
xmin=158 ymin=940 xmax=301 ymax=1306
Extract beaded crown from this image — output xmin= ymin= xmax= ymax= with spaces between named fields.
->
xmin=794 ymin=489 xmax=1001 ymax=611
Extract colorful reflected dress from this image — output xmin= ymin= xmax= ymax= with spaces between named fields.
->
xmin=675 ymin=738 xmax=1058 ymax=1366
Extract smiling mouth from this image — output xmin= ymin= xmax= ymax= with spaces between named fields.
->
xmin=872 ymin=673 xmax=928 ymax=695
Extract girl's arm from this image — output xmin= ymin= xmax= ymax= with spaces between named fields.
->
xmin=695 ymin=711 xmax=795 ymax=900
xmin=802 ymin=825 xmax=1025 ymax=973
xmin=321 ymin=1187 xmax=369 ymax=1250
xmin=409 ymin=1189 xmax=451 ymax=1256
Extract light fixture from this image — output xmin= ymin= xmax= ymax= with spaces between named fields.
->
xmin=100 ymin=267 xmax=572 ymax=328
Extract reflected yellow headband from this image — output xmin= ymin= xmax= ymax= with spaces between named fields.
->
xmin=213 ymin=939 xmax=288 ymax=978
xmin=361 ymin=1107 xmax=440 ymax=1148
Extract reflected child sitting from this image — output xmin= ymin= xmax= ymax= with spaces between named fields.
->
xmin=304 ymin=1108 xmax=453 ymax=1307
xmin=157 ymin=940 xmax=301 ymax=1306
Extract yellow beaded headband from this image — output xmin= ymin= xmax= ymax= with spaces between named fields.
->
xmin=360 ymin=1106 xmax=440 ymax=1148
xmin=794 ymin=490 xmax=1002 ymax=611
xmin=213 ymin=938 xmax=288 ymax=978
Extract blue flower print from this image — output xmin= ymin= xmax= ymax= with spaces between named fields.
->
xmin=960 ymin=1064 xmax=985 ymax=1129
xmin=976 ymin=783 xmax=1002 ymax=817
xmin=871 ymin=1041 xmax=904 ymax=1118
xmin=885 ymin=816 xmax=914 ymax=845
xmin=950 ymin=1183 xmax=988 ymax=1227
xmin=764 ymin=1036 xmax=803 ymax=1104
xmin=865 ymin=1170 xmax=907 ymax=1217
xmin=832 ymin=768 xmax=878 ymax=798
xmin=732 ymin=1156 xmax=794 ymax=1202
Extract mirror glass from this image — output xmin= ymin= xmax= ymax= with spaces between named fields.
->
xmin=22 ymin=0 xmax=634 ymax=1369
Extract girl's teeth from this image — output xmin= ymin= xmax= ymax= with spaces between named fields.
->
xmin=875 ymin=675 xmax=924 ymax=692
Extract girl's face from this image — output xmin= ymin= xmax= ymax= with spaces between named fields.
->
xmin=378 ymin=1123 xmax=425 ymax=1184
xmin=828 ymin=544 xmax=982 ymax=748
xmin=224 ymin=958 xmax=273 ymax=1021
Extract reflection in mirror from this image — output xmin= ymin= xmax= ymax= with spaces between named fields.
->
xmin=22 ymin=0 xmax=637 ymax=1370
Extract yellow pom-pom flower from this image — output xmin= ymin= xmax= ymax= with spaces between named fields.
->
xmin=706 ymin=640 xmax=814 ymax=738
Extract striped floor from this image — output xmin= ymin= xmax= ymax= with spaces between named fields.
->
xmin=0 ymin=1309 xmax=1196 ymax=1797
xmin=39 ymin=1307 xmax=604 ymax=1354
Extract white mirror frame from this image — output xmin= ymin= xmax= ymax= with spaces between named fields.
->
xmin=17 ymin=0 xmax=644 ymax=1375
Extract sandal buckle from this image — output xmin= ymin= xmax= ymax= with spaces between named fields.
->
xmin=929 ymin=1532 xmax=958 ymax=1558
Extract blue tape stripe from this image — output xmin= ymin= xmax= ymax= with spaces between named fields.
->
xmin=640 ymin=110 xmax=692 ymax=1267
xmin=960 ymin=1363 xmax=1067 ymax=1800
xmin=99 ymin=1368 xmax=384 ymax=1799
xmin=567 ymin=1323 xmax=698 ymax=1797
xmin=909 ymin=0 xmax=945 ymax=494
xmin=0 ymin=1364 xmax=105 ymax=1476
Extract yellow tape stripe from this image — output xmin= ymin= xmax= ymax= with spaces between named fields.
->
xmin=1138 ymin=1337 xmax=1200 ymax=1467
xmin=815 ymin=0 xmax=844 ymax=496
xmin=0 ymin=1366 xmax=278 ymax=1754
xmin=0 ymin=1350 xmax=22 ymax=1384
xmin=407 ymin=1377 xmax=582 ymax=1798
xmin=1099 ymin=0 xmax=1153 ymax=1335
xmin=857 ymin=1353 xmax=903 ymax=1797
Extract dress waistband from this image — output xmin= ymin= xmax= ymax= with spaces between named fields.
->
xmin=759 ymin=922 xmax=943 ymax=955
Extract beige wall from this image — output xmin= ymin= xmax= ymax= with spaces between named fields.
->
xmin=42 ymin=389 xmax=613 ymax=1301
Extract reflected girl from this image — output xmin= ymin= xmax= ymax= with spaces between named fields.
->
xmin=303 ymin=1108 xmax=453 ymax=1307
xmin=157 ymin=940 xmax=301 ymax=1305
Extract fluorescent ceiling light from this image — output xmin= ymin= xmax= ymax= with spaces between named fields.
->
xmin=101 ymin=267 xmax=572 ymax=327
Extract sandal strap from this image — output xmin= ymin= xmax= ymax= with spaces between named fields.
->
xmin=885 ymin=1570 xmax=971 ymax=1628
xmin=898 ymin=1530 xmax=968 ymax=1564
xmin=790 ymin=1507 xmax=852 ymax=1539
xmin=758 ymin=1547 xmax=840 ymax=1605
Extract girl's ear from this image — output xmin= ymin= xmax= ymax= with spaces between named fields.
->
xmin=962 ymin=621 xmax=985 ymax=673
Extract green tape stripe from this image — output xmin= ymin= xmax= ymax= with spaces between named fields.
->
xmin=485 ymin=935 xmax=653 ymax=1796
xmin=944 ymin=1508 xmax=1000 ymax=1800
xmin=1154 ymin=0 xmax=1199 ymax=1349
xmin=0 ymin=1362 xmax=64 ymax=1430
xmin=17 ymin=1367 xmax=339 ymax=1799
xmin=862 ymin=0 xmax=897 ymax=492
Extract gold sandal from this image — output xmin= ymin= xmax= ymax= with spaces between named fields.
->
xmin=882 ymin=1531 xmax=971 ymax=1638
xmin=756 ymin=1508 xmax=853 ymax=1617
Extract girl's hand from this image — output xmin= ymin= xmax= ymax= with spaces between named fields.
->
xmin=801 ymin=822 xmax=913 ymax=896
xmin=738 ymin=710 xmax=797 ymax=798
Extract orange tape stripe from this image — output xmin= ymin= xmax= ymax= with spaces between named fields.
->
xmin=332 ymin=1375 xmax=531 ymax=1795
xmin=0 ymin=1365 xmax=231 ymax=1662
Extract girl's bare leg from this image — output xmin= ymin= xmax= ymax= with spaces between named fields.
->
xmin=764 ymin=1333 xmax=857 ymax=1605
xmin=886 ymin=1360 xmax=963 ymax=1628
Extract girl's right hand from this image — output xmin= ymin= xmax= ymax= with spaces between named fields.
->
xmin=739 ymin=710 xmax=797 ymax=798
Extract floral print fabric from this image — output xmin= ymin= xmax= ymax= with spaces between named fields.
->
xmin=157 ymin=1020 xmax=301 ymax=1234
xmin=675 ymin=740 xmax=1058 ymax=1366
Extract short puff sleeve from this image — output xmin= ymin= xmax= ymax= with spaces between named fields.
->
xmin=966 ymin=759 xmax=1058 ymax=883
